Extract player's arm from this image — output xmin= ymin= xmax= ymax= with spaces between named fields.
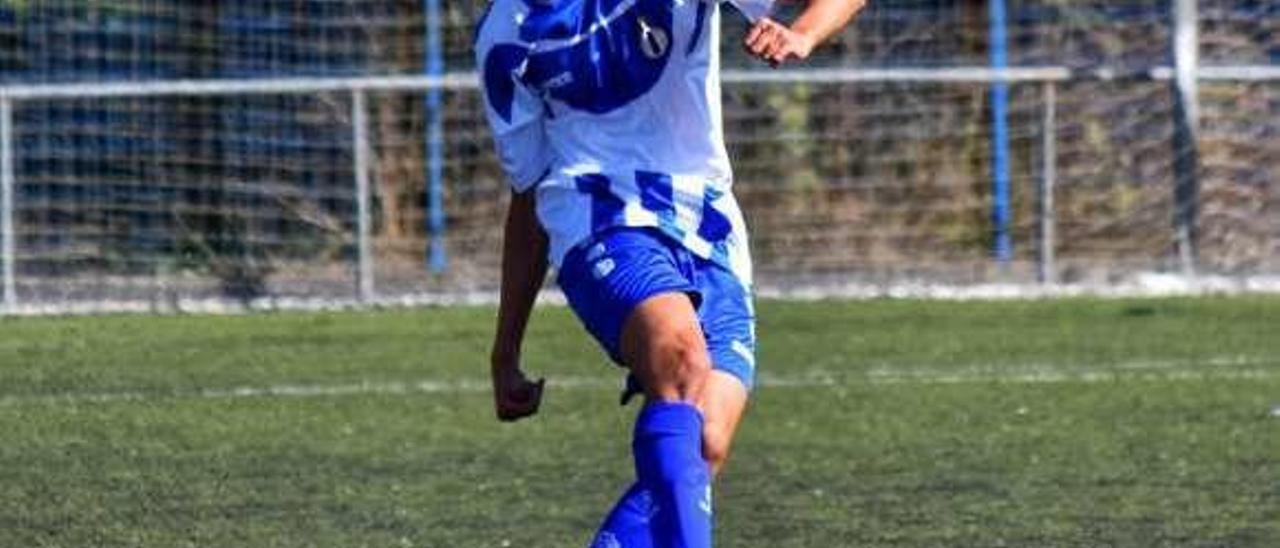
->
xmin=477 ymin=11 xmax=556 ymax=422
xmin=744 ymin=0 xmax=867 ymax=66
xmin=490 ymin=188 xmax=549 ymax=422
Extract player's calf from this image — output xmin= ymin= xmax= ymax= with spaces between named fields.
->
xmin=617 ymin=292 xmax=716 ymax=548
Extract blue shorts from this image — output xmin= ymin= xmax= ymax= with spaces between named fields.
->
xmin=557 ymin=228 xmax=756 ymax=391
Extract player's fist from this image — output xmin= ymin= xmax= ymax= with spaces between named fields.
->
xmin=491 ymin=364 xmax=545 ymax=422
xmin=744 ymin=18 xmax=816 ymax=67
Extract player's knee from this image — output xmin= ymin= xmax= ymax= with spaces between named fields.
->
xmin=647 ymin=328 xmax=712 ymax=401
xmin=662 ymin=330 xmax=711 ymax=382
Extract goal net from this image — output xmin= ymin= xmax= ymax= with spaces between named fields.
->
xmin=0 ymin=1 xmax=1277 ymax=312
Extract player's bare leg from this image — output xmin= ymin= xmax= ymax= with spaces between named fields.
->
xmin=587 ymin=292 xmax=746 ymax=548
xmin=697 ymin=371 xmax=749 ymax=476
xmin=619 ymin=293 xmax=749 ymax=474
xmin=621 ymin=293 xmax=713 ymax=405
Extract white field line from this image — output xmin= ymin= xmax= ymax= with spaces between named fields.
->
xmin=1 ymin=356 xmax=1276 ymax=407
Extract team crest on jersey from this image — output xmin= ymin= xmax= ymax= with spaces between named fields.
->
xmin=637 ymin=15 xmax=670 ymax=59
xmin=483 ymin=0 xmax=675 ymax=117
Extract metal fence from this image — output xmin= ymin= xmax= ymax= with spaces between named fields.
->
xmin=1 ymin=1 xmax=1279 ymax=314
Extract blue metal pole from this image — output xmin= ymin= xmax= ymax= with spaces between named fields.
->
xmin=989 ymin=0 xmax=1013 ymax=265
xmin=425 ymin=0 xmax=447 ymax=273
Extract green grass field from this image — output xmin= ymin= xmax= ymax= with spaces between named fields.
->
xmin=2 ymin=297 xmax=1278 ymax=547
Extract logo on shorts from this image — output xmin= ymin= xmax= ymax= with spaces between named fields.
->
xmin=586 ymin=243 xmax=608 ymax=262
xmin=592 ymin=258 xmax=617 ymax=280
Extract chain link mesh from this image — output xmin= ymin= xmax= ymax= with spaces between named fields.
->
xmin=1 ymin=1 xmax=1277 ymax=311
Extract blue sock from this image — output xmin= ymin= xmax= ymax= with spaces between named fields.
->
xmin=590 ymin=483 xmax=654 ymax=548
xmin=632 ymin=401 xmax=712 ymax=548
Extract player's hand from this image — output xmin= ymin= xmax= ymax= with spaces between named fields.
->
xmin=491 ymin=363 xmax=545 ymax=422
xmin=744 ymin=18 xmax=817 ymax=67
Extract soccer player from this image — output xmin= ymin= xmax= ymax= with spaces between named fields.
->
xmin=477 ymin=1 xmax=864 ymax=546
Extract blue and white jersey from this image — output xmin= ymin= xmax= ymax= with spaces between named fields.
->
xmin=475 ymin=0 xmax=773 ymax=286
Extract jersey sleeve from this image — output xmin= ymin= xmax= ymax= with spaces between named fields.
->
xmin=484 ymin=79 xmax=552 ymax=193
xmin=476 ymin=22 xmax=553 ymax=193
xmin=724 ymin=0 xmax=776 ymax=22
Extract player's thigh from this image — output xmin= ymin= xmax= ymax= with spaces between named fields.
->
xmin=619 ymin=291 xmax=713 ymax=403
xmin=699 ymin=370 xmax=749 ymax=475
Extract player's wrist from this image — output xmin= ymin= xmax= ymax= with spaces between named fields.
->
xmin=789 ymin=24 xmax=822 ymax=57
xmin=490 ymin=349 xmax=521 ymax=371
